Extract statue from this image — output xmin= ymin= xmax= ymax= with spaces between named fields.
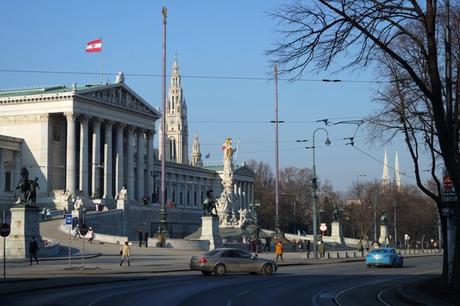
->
xmin=221 ymin=137 xmax=236 ymax=178
xmin=380 ymin=210 xmax=389 ymax=225
xmin=27 ymin=177 xmax=40 ymax=206
xmin=202 ymin=190 xmax=218 ymax=216
xmin=332 ymin=205 xmax=343 ymax=222
xmin=74 ymin=196 xmax=84 ymax=211
xmin=238 ymin=208 xmax=250 ymax=227
xmin=15 ymin=167 xmax=31 ymax=205
xmin=118 ymin=186 xmax=128 ymax=200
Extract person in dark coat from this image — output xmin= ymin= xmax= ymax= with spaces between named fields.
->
xmin=29 ymin=237 xmax=39 ymax=265
xmin=144 ymin=232 xmax=149 ymax=247
xmin=138 ymin=228 xmax=143 ymax=247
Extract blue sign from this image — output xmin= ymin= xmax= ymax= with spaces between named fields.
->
xmin=65 ymin=214 xmax=72 ymax=225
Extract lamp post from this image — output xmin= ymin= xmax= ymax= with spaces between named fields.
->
xmin=306 ymin=128 xmax=331 ymax=259
xmin=250 ymin=201 xmax=261 ymax=240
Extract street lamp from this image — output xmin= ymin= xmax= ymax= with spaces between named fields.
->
xmin=250 ymin=201 xmax=261 ymax=240
xmin=306 ymin=127 xmax=331 ymax=259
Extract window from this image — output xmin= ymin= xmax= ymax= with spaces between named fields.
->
xmin=4 ymin=172 xmax=11 ymax=191
xmin=194 ymin=191 xmax=197 ymax=206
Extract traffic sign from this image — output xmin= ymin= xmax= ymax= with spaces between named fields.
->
xmin=65 ymin=214 xmax=72 ymax=225
xmin=319 ymin=223 xmax=327 ymax=232
xmin=0 ymin=223 xmax=10 ymax=237
xmin=79 ymin=224 xmax=89 ymax=236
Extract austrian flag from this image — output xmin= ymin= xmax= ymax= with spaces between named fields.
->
xmin=86 ymin=39 xmax=102 ymax=52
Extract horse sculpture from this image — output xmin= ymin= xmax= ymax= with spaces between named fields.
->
xmin=202 ymin=189 xmax=218 ymax=216
xmin=14 ymin=167 xmax=39 ymax=206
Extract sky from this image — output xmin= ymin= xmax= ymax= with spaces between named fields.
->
xmin=0 ymin=0 xmax=431 ymax=191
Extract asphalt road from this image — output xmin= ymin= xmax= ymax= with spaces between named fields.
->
xmin=1 ymin=255 xmax=441 ymax=306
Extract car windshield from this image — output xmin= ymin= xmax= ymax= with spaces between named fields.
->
xmin=371 ymin=249 xmax=393 ymax=254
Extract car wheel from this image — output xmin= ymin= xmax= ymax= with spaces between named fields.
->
xmin=249 ymin=272 xmax=258 ymax=275
xmin=214 ymin=264 xmax=226 ymax=276
xmin=263 ymin=264 xmax=273 ymax=276
xmin=201 ymin=271 xmax=212 ymax=276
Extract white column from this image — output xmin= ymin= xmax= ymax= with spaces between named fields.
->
xmin=126 ymin=126 xmax=135 ymax=200
xmin=115 ymin=123 xmax=125 ymax=195
xmin=147 ymin=129 xmax=154 ymax=202
xmin=103 ymin=120 xmax=113 ymax=199
xmin=79 ymin=115 xmax=89 ymax=195
xmin=91 ymin=118 xmax=102 ymax=198
xmin=0 ymin=149 xmax=4 ymax=194
xmin=136 ymin=129 xmax=145 ymax=199
xmin=65 ymin=112 xmax=77 ymax=194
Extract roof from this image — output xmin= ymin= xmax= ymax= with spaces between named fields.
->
xmin=0 ymin=84 xmax=100 ymax=98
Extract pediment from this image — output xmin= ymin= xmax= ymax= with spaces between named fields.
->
xmin=235 ymin=164 xmax=256 ymax=178
xmin=76 ymin=83 xmax=161 ymax=119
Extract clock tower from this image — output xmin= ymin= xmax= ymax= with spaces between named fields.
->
xmin=159 ymin=57 xmax=189 ymax=164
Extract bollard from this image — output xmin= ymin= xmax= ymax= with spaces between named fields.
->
xmin=327 ymin=252 xmax=330 ymax=259
xmin=336 ymin=252 xmax=340 ymax=258
xmin=345 ymin=252 xmax=348 ymax=258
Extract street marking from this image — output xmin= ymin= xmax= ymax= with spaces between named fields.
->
xmin=264 ymin=282 xmax=283 ymax=287
xmin=237 ymin=290 xmax=251 ymax=296
xmin=226 ymin=300 xmax=232 ymax=306
xmin=377 ymin=287 xmax=395 ymax=306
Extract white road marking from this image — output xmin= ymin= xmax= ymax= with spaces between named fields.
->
xmin=226 ymin=300 xmax=232 ymax=306
xmin=377 ymin=287 xmax=395 ymax=306
xmin=264 ymin=282 xmax=283 ymax=287
xmin=237 ymin=290 xmax=251 ymax=296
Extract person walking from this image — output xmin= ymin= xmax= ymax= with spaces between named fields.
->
xmin=87 ymin=227 xmax=94 ymax=244
xmin=275 ymin=241 xmax=284 ymax=262
xmin=319 ymin=241 xmax=326 ymax=259
xmin=73 ymin=224 xmax=81 ymax=239
xmin=29 ymin=237 xmax=39 ymax=265
xmin=137 ymin=229 xmax=143 ymax=247
xmin=143 ymin=231 xmax=149 ymax=248
xmin=306 ymin=240 xmax=311 ymax=258
xmin=358 ymin=239 xmax=364 ymax=257
xmin=120 ymin=241 xmax=131 ymax=266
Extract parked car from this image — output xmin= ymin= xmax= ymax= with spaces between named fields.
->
xmin=366 ymin=247 xmax=403 ymax=268
xmin=190 ymin=248 xmax=277 ymax=276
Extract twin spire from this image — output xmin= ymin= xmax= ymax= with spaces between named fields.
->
xmin=382 ymin=149 xmax=401 ymax=190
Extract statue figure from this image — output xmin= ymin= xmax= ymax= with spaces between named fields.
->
xmin=27 ymin=177 xmax=40 ymax=206
xmin=118 ymin=186 xmax=128 ymax=200
xmin=15 ymin=167 xmax=31 ymax=204
xmin=380 ymin=210 xmax=389 ymax=225
xmin=74 ymin=196 xmax=84 ymax=211
xmin=221 ymin=137 xmax=236 ymax=178
xmin=115 ymin=72 xmax=125 ymax=84
xmin=332 ymin=205 xmax=343 ymax=222
xmin=238 ymin=208 xmax=250 ymax=227
xmin=202 ymin=190 xmax=218 ymax=216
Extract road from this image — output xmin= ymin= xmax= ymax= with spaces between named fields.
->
xmin=0 ymin=255 xmax=441 ymax=306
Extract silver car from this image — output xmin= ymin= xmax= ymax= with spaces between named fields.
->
xmin=190 ymin=248 xmax=277 ymax=276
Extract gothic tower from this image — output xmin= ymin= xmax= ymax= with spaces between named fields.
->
xmin=394 ymin=151 xmax=401 ymax=190
xmin=382 ymin=149 xmax=390 ymax=187
xmin=191 ymin=133 xmax=203 ymax=167
xmin=159 ymin=57 xmax=189 ymax=164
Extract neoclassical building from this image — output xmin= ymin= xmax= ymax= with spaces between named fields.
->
xmin=0 ymin=60 xmax=255 ymax=236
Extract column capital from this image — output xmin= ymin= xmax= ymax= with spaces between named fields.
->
xmin=104 ymin=119 xmax=114 ymax=128
xmin=92 ymin=117 xmax=102 ymax=128
xmin=64 ymin=112 xmax=77 ymax=121
xmin=127 ymin=125 xmax=136 ymax=133
xmin=146 ymin=129 xmax=155 ymax=137
xmin=79 ymin=114 xmax=90 ymax=124
xmin=116 ymin=122 xmax=126 ymax=130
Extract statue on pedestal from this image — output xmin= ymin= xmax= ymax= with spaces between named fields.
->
xmin=380 ymin=210 xmax=389 ymax=225
xmin=118 ymin=186 xmax=128 ymax=200
xmin=14 ymin=167 xmax=40 ymax=206
xmin=332 ymin=205 xmax=343 ymax=222
xmin=203 ymin=190 xmax=218 ymax=216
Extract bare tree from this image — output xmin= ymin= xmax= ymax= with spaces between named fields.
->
xmin=268 ymin=0 xmax=460 ymax=287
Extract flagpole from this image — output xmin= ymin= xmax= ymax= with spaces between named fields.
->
xmin=100 ymin=36 xmax=103 ymax=84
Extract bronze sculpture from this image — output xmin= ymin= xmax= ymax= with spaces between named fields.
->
xmin=202 ymin=189 xmax=218 ymax=216
xmin=14 ymin=167 xmax=39 ymax=206
xmin=332 ymin=205 xmax=343 ymax=222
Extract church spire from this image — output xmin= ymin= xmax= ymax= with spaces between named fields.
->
xmin=394 ymin=151 xmax=401 ymax=190
xmin=382 ymin=149 xmax=390 ymax=187
xmin=191 ymin=133 xmax=203 ymax=167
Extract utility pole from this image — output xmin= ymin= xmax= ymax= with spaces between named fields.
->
xmin=159 ymin=6 xmax=169 ymax=236
xmin=273 ymin=65 xmax=281 ymax=237
xmin=393 ymin=200 xmax=397 ymax=248
xmin=373 ymin=196 xmax=377 ymax=242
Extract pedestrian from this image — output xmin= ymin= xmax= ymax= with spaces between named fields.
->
xmin=299 ymin=240 xmax=304 ymax=253
xmin=87 ymin=227 xmax=94 ymax=244
xmin=29 ymin=236 xmax=39 ymax=265
xmin=41 ymin=207 xmax=46 ymax=221
xmin=358 ymin=239 xmax=364 ymax=257
xmin=319 ymin=241 xmax=326 ymax=259
xmin=306 ymin=240 xmax=311 ymax=256
xmin=120 ymin=241 xmax=131 ymax=266
xmin=275 ymin=241 xmax=284 ymax=262
xmin=46 ymin=208 xmax=51 ymax=220
xmin=144 ymin=231 xmax=149 ymax=247
xmin=73 ymin=224 xmax=81 ymax=239
xmin=138 ymin=228 xmax=143 ymax=247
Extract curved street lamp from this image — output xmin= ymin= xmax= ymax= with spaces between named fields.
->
xmin=306 ymin=127 xmax=331 ymax=259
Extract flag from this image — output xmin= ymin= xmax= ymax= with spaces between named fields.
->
xmin=86 ymin=39 xmax=102 ymax=52
xmin=205 ymin=153 xmax=210 ymax=159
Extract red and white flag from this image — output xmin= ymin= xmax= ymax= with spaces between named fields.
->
xmin=86 ymin=39 xmax=102 ymax=52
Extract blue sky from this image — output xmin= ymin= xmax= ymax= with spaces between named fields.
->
xmin=0 ymin=0 xmax=429 ymax=191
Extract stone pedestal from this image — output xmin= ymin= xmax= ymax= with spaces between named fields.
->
xmin=331 ymin=222 xmax=344 ymax=244
xmin=117 ymin=199 xmax=128 ymax=210
xmin=379 ymin=224 xmax=389 ymax=245
xmin=200 ymin=215 xmax=222 ymax=250
xmin=0 ymin=205 xmax=43 ymax=259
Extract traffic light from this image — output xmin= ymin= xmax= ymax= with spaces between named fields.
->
xmin=312 ymin=177 xmax=318 ymax=190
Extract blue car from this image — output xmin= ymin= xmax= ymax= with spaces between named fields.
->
xmin=366 ymin=247 xmax=403 ymax=268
